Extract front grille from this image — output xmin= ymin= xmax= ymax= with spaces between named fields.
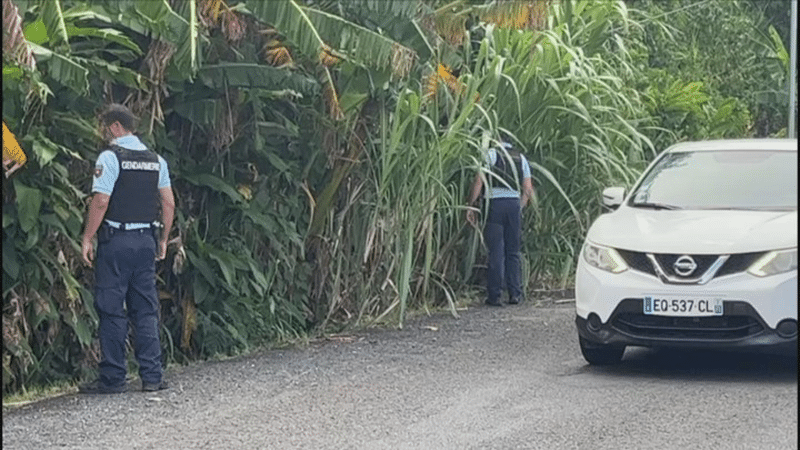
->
xmin=652 ymin=253 xmax=718 ymax=278
xmin=612 ymin=313 xmax=763 ymax=340
xmin=609 ymin=299 xmax=765 ymax=341
xmin=616 ymin=250 xmax=768 ymax=281
xmin=617 ymin=249 xmax=655 ymax=276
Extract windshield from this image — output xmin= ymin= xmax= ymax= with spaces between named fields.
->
xmin=628 ymin=150 xmax=797 ymax=211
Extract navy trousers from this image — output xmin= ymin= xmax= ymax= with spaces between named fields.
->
xmin=485 ymin=197 xmax=523 ymax=303
xmin=94 ymin=225 xmax=162 ymax=387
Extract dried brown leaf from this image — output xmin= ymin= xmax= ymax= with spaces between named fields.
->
xmin=391 ymin=43 xmax=416 ymax=79
xmin=2 ymin=0 xmax=36 ymax=70
xmin=222 ymin=10 xmax=246 ymax=43
xmin=180 ymin=295 xmax=197 ymax=350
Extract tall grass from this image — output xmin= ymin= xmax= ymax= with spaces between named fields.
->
xmin=318 ymin=2 xmax=657 ymax=328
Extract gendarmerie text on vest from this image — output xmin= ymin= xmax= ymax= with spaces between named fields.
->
xmin=120 ymin=160 xmax=160 ymax=171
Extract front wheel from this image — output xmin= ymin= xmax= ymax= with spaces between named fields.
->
xmin=579 ymin=336 xmax=625 ymax=365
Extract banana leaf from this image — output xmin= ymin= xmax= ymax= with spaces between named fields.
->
xmin=198 ymin=63 xmax=318 ymax=96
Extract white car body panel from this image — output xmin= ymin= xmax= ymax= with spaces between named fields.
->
xmin=575 ymin=139 xmax=798 ymax=358
xmin=589 ymin=209 xmax=797 ymax=255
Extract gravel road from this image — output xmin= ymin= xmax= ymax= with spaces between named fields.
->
xmin=3 ymin=299 xmax=797 ymax=449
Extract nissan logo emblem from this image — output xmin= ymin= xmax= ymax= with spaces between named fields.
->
xmin=673 ymin=255 xmax=697 ymax=277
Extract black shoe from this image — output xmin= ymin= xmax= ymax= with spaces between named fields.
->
xmin=485 ymin=299 xmax=503 ymax=307
xmin=78 ymin=380 xmax=127 ymax=394
xmin=508 ymin=296 xmax=521 ymax=305
xmin=142 ymin=380 xmax=169 ymax=392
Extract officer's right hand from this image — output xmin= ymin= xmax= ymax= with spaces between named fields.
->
xmin=466 ymin=209 xmax=478 ymax=228
xmin=81 ymin=239 xmax=94 ymax=267
xmin=156 ymin=239 xmax=167 ymax=261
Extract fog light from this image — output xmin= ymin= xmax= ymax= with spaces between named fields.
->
xmin=776 ymin=320 xmax=798 ymax=338
xmin=587 ymin=314 xmax=602 ymax=332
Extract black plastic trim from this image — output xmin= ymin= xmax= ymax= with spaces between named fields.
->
xmin=576 ymin=298 xmax=797 ymax=350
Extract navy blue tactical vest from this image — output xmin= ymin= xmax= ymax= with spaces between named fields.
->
xmin=105 ymin=145 xmax=160 ymax=224
xmin=493 ymin=148 xmax=524 ymax=191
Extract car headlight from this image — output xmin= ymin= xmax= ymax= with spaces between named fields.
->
xmin=583 ymin=242 xmax=628 ymax=273
xmin=747 ymin=248 xmax=798 ymax=277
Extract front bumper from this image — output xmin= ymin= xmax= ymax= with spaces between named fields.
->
xmin=576 ymin=299 xmax=798 ymax=350
xmin=575 ymin=259 xmax=798 ymax=350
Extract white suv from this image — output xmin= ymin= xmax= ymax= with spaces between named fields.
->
xmin=575 ymin=139 xmax=797 ymax=365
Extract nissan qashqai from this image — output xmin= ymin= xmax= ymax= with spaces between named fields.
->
xmin=575 ymin=139 xmax=797 ymax=365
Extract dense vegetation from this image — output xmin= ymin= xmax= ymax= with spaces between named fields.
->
xmin=3 ymin=0 xmax=792 ymax=396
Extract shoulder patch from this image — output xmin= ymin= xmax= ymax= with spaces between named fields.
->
xmin=94 ymin=164 xmax=103 ymax=178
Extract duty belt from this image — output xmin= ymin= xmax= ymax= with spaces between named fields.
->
xmin=103 ymin=221 xmax=160 ymax=231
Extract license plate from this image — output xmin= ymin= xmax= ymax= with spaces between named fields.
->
xmin=643 ymin=296 xmax=723 ymax=317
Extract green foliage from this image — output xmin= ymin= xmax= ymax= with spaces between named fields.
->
xmin=198 ymin=63 xmax=319 ymax=94
xmin=247 ymin=0 xmax=418 ymax=75
xmin=2 ymin=120 xmax=97 ymax=392
xmin=626 ymin=0 xmax=788 ymax=137
xmin=3 ymin=0 xmax=318 ymax=395
xmin=310 ymin=0 xmax=656 ymax=326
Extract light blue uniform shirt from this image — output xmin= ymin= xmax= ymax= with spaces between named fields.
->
xmin=484 ymin=143 xmax=531 ymax=199
xmin=92 ymin=135 xmax=170 ymax=229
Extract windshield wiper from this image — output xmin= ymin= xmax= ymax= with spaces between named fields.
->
xmin=630 ymin=202 xmax=681 ymax=210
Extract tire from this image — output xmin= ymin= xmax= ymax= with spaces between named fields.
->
xmin=579 ymin=336 xmax=625 ymax=365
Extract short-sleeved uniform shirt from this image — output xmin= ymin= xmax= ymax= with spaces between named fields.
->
xmin=92 ymin=135 xmax=170 ymax=229
xmin=484 ymin=143 xmax=531 ymax=199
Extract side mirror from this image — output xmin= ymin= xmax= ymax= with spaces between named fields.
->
xmin=602 ymin=187 xmax=625 ymax=210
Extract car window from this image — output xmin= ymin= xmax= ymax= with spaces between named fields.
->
xmin=629 ymin=150 xmax=797 ymax=211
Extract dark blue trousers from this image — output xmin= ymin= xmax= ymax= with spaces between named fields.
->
xmin=485 ymin=197 xmax=522 ymax=303
xmin=94 ymin=226 xmax=162 ymax=387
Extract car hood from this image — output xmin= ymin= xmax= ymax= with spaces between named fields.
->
xmin=588 ymin=207 xmax=797 ymax=254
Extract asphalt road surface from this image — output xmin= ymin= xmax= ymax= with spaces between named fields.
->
xmin=3 ymin=299 xmax=797 ymax=449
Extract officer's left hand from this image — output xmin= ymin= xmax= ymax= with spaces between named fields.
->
xmin=81 ymin=239 xmax=94 ymax=267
